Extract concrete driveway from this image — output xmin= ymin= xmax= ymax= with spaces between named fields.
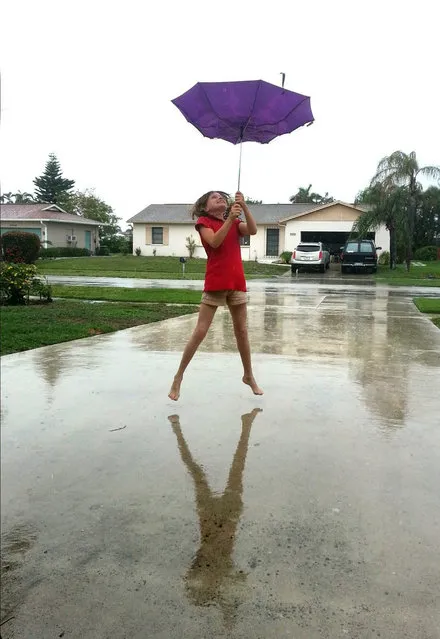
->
xmin=1 ymin=285 xmax=440 ymax=638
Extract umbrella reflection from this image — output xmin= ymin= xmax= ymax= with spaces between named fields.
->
xmin=168 ymin=408 xmax=262 ymax=627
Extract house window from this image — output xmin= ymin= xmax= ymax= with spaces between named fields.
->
xmin=240 ymin=235 xmax=250 ymax=246
xmin=152 ymin=227 xmax=163 ymax=244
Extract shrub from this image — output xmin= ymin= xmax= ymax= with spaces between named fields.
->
xmin=95 ymin=246 xmax=111 ymax=256
xmin=135 ymin=247 xmax=142 ymax=256
xmin=39 ymin=247 xmax=91 ymax=259
xmin=378 ymin=251 xmax=390 ymax=266
xmin=414 ymin=246 xmax=438 ymax=262
xmin=29 ymin=276 xmax=53 ymax=302
xmin=186 ymin=235 xmax=197 ymax=258
xmin=0 ymin=263 xmax=51 ymax=304
xmin=100 ymin=234 xmax=127 ymax=254
xmin=1 ymin=231 xmax=41 ymax=264
xmin=280 ymin=251 xmax=293 ymax=264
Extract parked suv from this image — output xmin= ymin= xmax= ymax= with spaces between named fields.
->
xmin=340 ymin=239 xmax=381 ymax=273
xmin=291 ymin=242 xmax=330 ymax=273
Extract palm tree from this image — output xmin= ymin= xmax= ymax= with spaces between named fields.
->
xmin=12 ymin=191 xmax=35 ymax=204
xmin=416 ymin=186 xmax=440 ymax=249
xmin=290 ymin=185 xmax=313 ymax=203
xmin=371 ymin=151 xmax=440 ymax=270
xmin=354 ymin=184 xmax=409 ymax=269
xmin=0 ymin=191 xmax=35 ymax=204
xmin=0 ymin=192 xmax=13 ymax=204
xmin=245 ymin=197 xmax=263 ymax=204
xmin=290 ymin=184 xmax=334 ymax=204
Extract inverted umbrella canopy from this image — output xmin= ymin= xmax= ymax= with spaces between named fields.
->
xmin=171 ymin=79 xmax=314 ymax=145
xmin=171 ymin=79 xmax=314 ymax=189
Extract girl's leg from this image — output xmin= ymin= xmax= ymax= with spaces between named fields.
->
xmin=168 ymin=303 xmax=218 ymax=401
xmin=228 ymin=303 xmax=263 ymax=396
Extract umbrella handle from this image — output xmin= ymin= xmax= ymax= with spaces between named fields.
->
xmin=237 ymin=140 xmax=243 ymax=192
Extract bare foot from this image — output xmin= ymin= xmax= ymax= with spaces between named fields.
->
xmin=242 ymin=375 xmax=264 ymax=396
xmin=168 ymin=376 xmax=182 ymax=401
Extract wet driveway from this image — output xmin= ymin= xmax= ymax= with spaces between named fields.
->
xmin=1 ymin=285 xmax=440 ymax=638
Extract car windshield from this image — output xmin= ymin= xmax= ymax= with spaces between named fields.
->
xmin=359 ymin=242 xmax=374 ymax=252
xmin=345 ymin=242 xmax=359 ymax=252
xmin=297 ymin=245 xmax=319 ymax=252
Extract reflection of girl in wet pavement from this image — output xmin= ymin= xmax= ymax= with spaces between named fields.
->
xmin=168 ymin=409 xmax=262 ymax=626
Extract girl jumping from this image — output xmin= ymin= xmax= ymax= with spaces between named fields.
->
xmin=168 ymin=191 xmax=263 ymax=401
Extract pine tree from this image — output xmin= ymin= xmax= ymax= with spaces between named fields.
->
xmin=33 ymin=153 xmax=75 ymax=205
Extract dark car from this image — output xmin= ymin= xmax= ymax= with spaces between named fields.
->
xmin=340 ymin=240 xmax=381 ymax=273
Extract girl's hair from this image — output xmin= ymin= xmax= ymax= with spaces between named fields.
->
xmin=190 ymin=191 xmax=231 ymax=220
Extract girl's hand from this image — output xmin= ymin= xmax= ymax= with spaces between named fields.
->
xmin=235 ymin=192 xmax=245 ymax=207
xmin=229 ymin=203 xmax=242 ymax=220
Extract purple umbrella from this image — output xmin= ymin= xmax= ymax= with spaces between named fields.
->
xmin=172 ymin=79 xmax=314 ymax=189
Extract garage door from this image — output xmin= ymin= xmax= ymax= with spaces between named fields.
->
xmin=301 ymin=231 xmax=374 ymax=255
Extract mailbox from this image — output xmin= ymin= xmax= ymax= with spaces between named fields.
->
xmin=180 ymin=257 xmax=187 ymax=263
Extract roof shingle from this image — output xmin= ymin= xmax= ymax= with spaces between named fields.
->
xmin=127 ymin=203 xmax=319 ymax=225
xmin=0 ymin=204 xmax=101 ymax=225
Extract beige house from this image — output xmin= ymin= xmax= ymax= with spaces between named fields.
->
xmin=0 ymin=204 xmax=101 ymax=252
xmin=127 ymin=201 xmax=389 ymax=260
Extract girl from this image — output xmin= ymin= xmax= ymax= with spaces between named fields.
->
xmin=168 ymin=191 xmax=263 ymax=401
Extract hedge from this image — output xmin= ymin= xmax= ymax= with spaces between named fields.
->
xmin=39 ymin=247 xmax=91 ymax=259
xmin=414 ymin=246 xmax=438 ymax=262
xmin=1 ymin=231 xmax=41 ymax=264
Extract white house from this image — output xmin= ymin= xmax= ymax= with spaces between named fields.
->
xmin=0 ymin=204 xmax=101 ymax=252
xmin=127 ymin=201 xmax=389 ymax=260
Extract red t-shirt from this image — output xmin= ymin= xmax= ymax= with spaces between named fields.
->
xmin=195 ymin=215 xmax=247 ymax=292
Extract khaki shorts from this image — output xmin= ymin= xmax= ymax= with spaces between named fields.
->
xmin=201 ymin=290 xmax=247 ymax=307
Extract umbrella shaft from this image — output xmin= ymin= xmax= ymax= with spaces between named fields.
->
xmin=237 ymin=141 xmax=243 ymax=191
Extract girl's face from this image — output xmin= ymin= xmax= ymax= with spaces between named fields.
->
xmin=205 ymin=192 xmax=228 ymax=218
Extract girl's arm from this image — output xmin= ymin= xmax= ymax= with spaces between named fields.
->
xmin=235 ymin=192 xmax=257 ymax=236
xmin=199 ymin=205 xmax=242 ymax=249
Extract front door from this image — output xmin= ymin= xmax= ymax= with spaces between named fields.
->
xmin=266 ymin=228 xmax=279 ymax=256
xmin=85 ymin=230 xmax=91 ymax=251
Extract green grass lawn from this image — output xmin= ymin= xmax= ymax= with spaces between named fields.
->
xmin=375 ymin=261 xmax=440 ymax=286
xmin=37 ymin=255 xmax=288 ymax=279
xmin=413 ymin=298 xmax=440 ymax=314
xmin=0 ymin=300 xmax=197 ymax=356
xmin=51 ymin=285 xmax=202 ymax=304
xmin=413 ymin=296 xmax=440 ymax=330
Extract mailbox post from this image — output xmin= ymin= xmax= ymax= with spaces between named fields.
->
xmin=180 ymin=256 xmax=187 ymax=277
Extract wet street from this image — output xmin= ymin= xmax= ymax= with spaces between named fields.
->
xmin=1 ymin=284 xmax=440 ymax=638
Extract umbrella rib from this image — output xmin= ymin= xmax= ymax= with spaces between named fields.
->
xmin=199 ymin=84 xmax=238 ymax=140
xmin=238 ymin=80 xmax=263 ymax=144
xmin=271 ymin=96 xmax=313 ymax=128
xmin=238 ymin=93 xmax=313 ymax=141
xmin=242 ymin=95 xmax=313 ymax=136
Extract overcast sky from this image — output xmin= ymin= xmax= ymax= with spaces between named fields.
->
xmin=1 ymin=0 xmax=439 ymax=228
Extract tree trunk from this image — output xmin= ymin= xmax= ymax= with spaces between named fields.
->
xmin=405 ymin=183 xmax=417 ymax=273
xmin=405 ymin=216 xmax=413 ymax=272
xmin=389 ymin=225 xmax=397 ymax=270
